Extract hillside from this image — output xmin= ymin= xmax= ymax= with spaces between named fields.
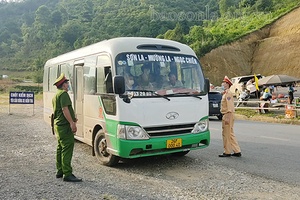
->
xmin=0 ymin=0 xmax=219 ymax=71
xmin=200 ymin=6 xmax=300 ymax=85
xmin=1 ymin=0 xmax=299 ymax=82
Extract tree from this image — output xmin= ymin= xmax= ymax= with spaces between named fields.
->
xmin=51 ymin=10 xmax=63 ymax=28
xmin=58 ymin=20 xmax=84 ymax=47
xmin=0 ymin=0 xmax=298 ymax=73
xmin=255 ymin=0 xmax=273 ymax=12
xmin=164 ymin=23 xmax=186 ymax=43
xmin=219 ymin=0 xmax=239 ymax=17
xmin=20 ymin=23 xmax=36 ymax=55
xmin=186 ymin=26 xmax=205 ymax=44
xmin=33 ymin=5 xmax=53 ymax=42
xmin=79 ymin=0 xmax=94 ymax=22
xmin=0 ymin=29 xmax=10 ymax=42
xmin=33 ymin=69 xmax=43 ymax=84
xmin=239 ymin=0 xmax=257 ymax=8
xmin=0 ymin=42 xmax=9 ymax=56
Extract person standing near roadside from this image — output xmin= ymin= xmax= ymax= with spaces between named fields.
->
xmin=288 ymin=83 xmax=296 ymax=104
xmin=219 ymin=76 xmax=242 ymax=158
xmin=52 ymin=73 xmax=82 ymax=182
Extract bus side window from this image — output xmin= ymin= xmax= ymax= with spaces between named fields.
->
xmin=97 ymin=54 xmax=113 ymax=94
xmin=61 ymin=63 xmax=73 ymax=93
xmin=49 ymin=67 xmax=58 ymax=92
xmin=84 ymin=76 xmax=96 ymax=94
xmin=104 ymin=67 xmax=113 ymax=93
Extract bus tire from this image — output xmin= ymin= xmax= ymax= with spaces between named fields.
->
xmin=94 ymin=130 xmax=119 ymax=166
xmin=171 ymin=150 xmax=190 ymax=157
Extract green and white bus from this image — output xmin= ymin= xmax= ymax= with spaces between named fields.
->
xmin=43 ymin=37 xmax=210 ymax=166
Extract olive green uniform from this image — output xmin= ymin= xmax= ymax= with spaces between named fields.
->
xmin=52 ymin=89 xmax=76 ymax=177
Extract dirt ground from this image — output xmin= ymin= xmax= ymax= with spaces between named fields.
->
xmin=1 ymin=94 xmax=300 ymax=199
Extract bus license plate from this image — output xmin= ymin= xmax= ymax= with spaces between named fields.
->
xmin=167 ymin=138 xmax=182 ymax=149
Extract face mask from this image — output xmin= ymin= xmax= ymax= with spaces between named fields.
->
xmin=67 ymin=83 xmax=71 ymax=91
xmin=128 ymin=80 xmax=134 ymax=86
xmin=221 ymin=85 xmax=225 ymax=90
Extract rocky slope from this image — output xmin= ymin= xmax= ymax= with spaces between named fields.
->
xmin=200 ymin=6 xmax=300 ymax=85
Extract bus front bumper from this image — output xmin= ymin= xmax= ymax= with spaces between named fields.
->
xmin=116 ymin=131 xmax=210 ymax=158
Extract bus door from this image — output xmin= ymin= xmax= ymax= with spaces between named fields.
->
xmin=74 ymin=62 xmax=84 ymax=137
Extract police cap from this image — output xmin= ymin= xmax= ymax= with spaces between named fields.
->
xmin=53 ymin=73 xmax=69 ymax=87
xmin=223 ymin=76 xmax=232 ymax=86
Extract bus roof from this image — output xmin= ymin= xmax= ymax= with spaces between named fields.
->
xmin=45 ymin=37 xmax=196 ymax=66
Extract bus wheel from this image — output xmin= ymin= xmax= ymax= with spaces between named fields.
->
xmin=94 ymin=130 xmax=119 ymax=166
xmin=171 ymin=150 xmax=190 ymax=157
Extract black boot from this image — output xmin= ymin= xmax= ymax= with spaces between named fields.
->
xmin=63 ymin=174 xmax=82 ymax=182
xmin=231 ymin=152 xmax=242 ymax=157
xmin=56 ymin=171 xmax=63 ymax=178
xmin=218 ymin=153 xmax=231 ymax=157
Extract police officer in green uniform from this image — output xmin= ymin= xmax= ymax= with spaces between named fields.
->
xmin=53 ymin=73 xmax=82 ymax=182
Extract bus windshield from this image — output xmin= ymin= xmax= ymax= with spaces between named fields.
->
xmin=115 ymin=52 xmax=205 ymax=96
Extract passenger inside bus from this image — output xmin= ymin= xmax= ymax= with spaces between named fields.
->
xmin=136 ymin=63 xmax=154 ymax=90
xmin=104 ymin=67 xmax=113 ymax=93
xmin=124 ymin=73 xmax=135 ymax=90
xmin=162 ymin=72 xmax=183 ymax=89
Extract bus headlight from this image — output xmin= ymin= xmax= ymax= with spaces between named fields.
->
xmin=191 ymin=119 xmax=208 ymax=133
xmin=117 ymin=125 xmax=150 ymax=140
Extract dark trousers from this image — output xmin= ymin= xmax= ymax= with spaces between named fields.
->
xmin=288 ymin=92 xmax=294 ymax=104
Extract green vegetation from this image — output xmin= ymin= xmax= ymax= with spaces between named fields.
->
xmin=12 ymin=85 xmax=42 ymax=94
xmin=0 ymin=81 xmax=42 ymax=94
xmin=161 ymin=0 xmax=300 ymax=57
xmin=0 ymin=0 xmax=300 ymax=81
xmin=235 ymin=109 xmax=257 ymax=118
xmin=235 ymin=108 xmax=286 ymax=119
xmin=235 ymin=108 xmax=300 ymax=124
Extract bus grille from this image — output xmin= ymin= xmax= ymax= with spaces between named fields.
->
xmin=144 ymin=123 xmax=195 ymax=137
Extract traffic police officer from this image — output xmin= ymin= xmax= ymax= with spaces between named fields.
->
xmin=219 ymin=76 xmax=242 ymax=157
xmin=52 ymin=73 xmax=82 ymax=182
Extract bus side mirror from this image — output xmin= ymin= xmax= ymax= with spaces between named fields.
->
xmin=113 ymin=75 xmax=125 ymax=95
xmin=204 ymin=78 xmax=210 ymax=94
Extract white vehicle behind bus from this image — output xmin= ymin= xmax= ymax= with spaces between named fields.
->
xmin=43 ymin=37 xmax=210 ymax=166
xmin=230 ymin=74 xmax=262 ymax=98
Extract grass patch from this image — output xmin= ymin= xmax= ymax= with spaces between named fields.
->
xmin=0 ymin=79 xmax=42 ymax=94
xmin=35 ymin=93 xmax=43 ymax=100
xmin=264 ymin=112 xmax=285 ymax=119
xmin=235 ymin=109 xmax=257 ymax=118
xmin=0 ymin=70 xmax=35 ymax=79
xmin=235 ymin=107 xmax=300 ymax=125
xmin=12 ymin=85 xmax=43 ymax=94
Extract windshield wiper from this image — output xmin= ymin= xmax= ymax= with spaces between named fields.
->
xmin=127 ymin=90 xmax=170 ymax=101
xmin=168 ymin=92 xmax=202 ymax=100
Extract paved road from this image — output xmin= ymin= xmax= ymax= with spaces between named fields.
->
xmin=201 ymin=118 xmax=300 ymax=186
